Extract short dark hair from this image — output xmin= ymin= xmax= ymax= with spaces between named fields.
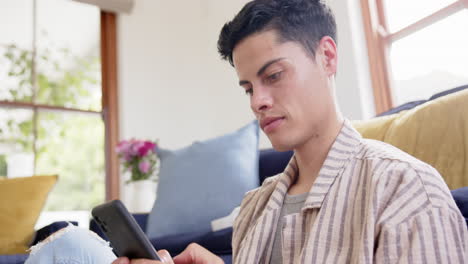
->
xmin=217 ymin=0 xmax=337 ymax=66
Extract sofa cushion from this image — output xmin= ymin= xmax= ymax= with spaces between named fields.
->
xmin=429 ymin=84 xmax=467 ymax=101
xmin=146 ymin=121 xmax=259 ymax=238
xmin=377 ymin=100 xmax=426 ymax=117
xmin=353 ymin=89 xmax=468 ymax=189
xmin=0 ymin=175 xmax=57 ymax=254
xmin=353 ymin=114 xmax=398 ymax=142
xmin=258 ymin=149 xmax=293 ymax=184
xmin=151 ymin=227 xmax=233 ymax=256
xmin=451 ymin=187 xmax=468 ymax=227
xmin=0 ymin=254 xmax=29 ymax=264
xmin=376 ymin=84 xmax=468 ymax=116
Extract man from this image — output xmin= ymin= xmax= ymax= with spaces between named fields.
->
xmin=114 ymin=0 xmax=467 ymax=263
xmin=26 ymin=0 xmax=467 ymax=263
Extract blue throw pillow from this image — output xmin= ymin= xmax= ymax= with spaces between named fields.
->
xmin=146 ymin=121 xmax=260 ymax=238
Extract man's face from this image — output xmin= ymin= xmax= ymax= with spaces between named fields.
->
xmin=232 ymin=30 xmax=337 ymax=151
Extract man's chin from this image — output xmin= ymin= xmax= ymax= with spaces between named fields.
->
xmin=269 ymin=137 xmax=294 ymax=152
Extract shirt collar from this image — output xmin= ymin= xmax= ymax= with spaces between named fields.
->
xmin=265 ymin=119 xmax=362 ymax=212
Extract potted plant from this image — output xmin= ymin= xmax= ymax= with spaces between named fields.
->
xmin=116 ymin=139 xmax=159 ymax=212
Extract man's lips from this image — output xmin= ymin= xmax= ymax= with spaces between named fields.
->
xmin=260 ymin=116 xmax=285 ymax=133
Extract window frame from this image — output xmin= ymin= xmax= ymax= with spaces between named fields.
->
xmin=360 ymin=0 xmax=468 ymax=114
xmin=101 ymin=11 xmax=120 ymax=201
xmin=0 ymin=10 xmax=120 ymax=201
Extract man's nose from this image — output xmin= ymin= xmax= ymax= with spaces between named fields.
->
xmin=250 ymin=86 xmax=273 ymax=113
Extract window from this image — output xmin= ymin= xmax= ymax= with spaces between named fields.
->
xmin=361 ymin=0 xmax=468 ymax=113
xmin=0 ymin=0 xmax=119 ymax=227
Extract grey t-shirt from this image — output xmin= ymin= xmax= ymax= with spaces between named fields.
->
xmin=269 ymin=192 xmax=308 ymax=264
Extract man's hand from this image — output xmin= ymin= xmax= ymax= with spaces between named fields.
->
xmin=173 ymin=243 xmax=224 ymax=264
xmin=111 ymin=244 xmax=223 ymax=264
xmin=112 ymin=250 xmax=174 ymax=264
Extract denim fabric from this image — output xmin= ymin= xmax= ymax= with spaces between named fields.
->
xmin=31 ymin=221 xmax=78 ymax=247
xmin=25 ymin=225 xmax=116 ymax=264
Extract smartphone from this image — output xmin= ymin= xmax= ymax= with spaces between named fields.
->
xmin=91 ymin=200 xmax=161 ymax=260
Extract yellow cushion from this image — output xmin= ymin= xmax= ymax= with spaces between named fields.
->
xmin=0 ymin=175 xmax=57 ymax=255
xmin=352 ymin=90 xmax=468 ymax=189
xmin=352 ymin=114 xmax=399 ymax=141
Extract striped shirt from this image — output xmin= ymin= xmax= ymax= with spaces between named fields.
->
xmin=232 ymin=119 xmax=468 ymax=263
xmin=269 ymin=193 xmax=308 ymax=264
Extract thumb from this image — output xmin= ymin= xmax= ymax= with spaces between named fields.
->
xmin=112 ymin=257 xmax=130 ymax=264
xmin=173 ymin=243 xmax=223 ymax=264
xmin=157 ymin=250 xmax=174 ymax=264
xmin=172 ymin=249 xmax=193 ymax=264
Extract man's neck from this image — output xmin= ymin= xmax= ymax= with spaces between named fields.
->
xmin=288 ymin=116 xmax=344 ymax=195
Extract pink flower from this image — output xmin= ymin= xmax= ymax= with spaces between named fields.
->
xmin=116 ymin=139 xmax=158 ymax=182
xmin=130 ymin=141 xmax=144 ymax=156
xmin=115 ymin=140 xmax=131 ymax=155
xmin=138 ymin=141 xmax=156 ymax=157
xmin=138 ymin=160 xmax=151 ymax=174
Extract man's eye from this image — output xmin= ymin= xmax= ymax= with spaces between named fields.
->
xmin=245 ymin=88 xmax=253 ymax=96
xmin=267 ymin=72 xmax=282 ymax=83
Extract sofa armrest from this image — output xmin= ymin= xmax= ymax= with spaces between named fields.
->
xmin=30 ymin=221 xmax=78 ymax=246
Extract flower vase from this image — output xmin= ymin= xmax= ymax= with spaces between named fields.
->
xmin=126 ymin=179 xmax=157 ymax=213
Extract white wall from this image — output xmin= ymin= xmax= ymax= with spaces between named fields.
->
xmin=328 ymin=0 xmax=375 ymax=120
xmin=118 ymin=0 xmax=255 ymax=149
xmin=117 ymin=0 xmax=375 ymax=151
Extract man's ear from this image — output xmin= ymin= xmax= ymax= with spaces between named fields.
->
xmin=318 ymin=36 xmax=338 ymax=77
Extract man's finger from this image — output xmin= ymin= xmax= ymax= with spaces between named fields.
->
xmin=112 ymin=257 xmax=130 ymax=264
xmin=129 ymin=250 xmax=174 ymax=264
xmin=173 ymin=243 xmax=223 ymax=264
xmin=157 ymin=250 xmax=174 ymax=264
xmin=129 ymin=259 xmax=161 ymax=264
